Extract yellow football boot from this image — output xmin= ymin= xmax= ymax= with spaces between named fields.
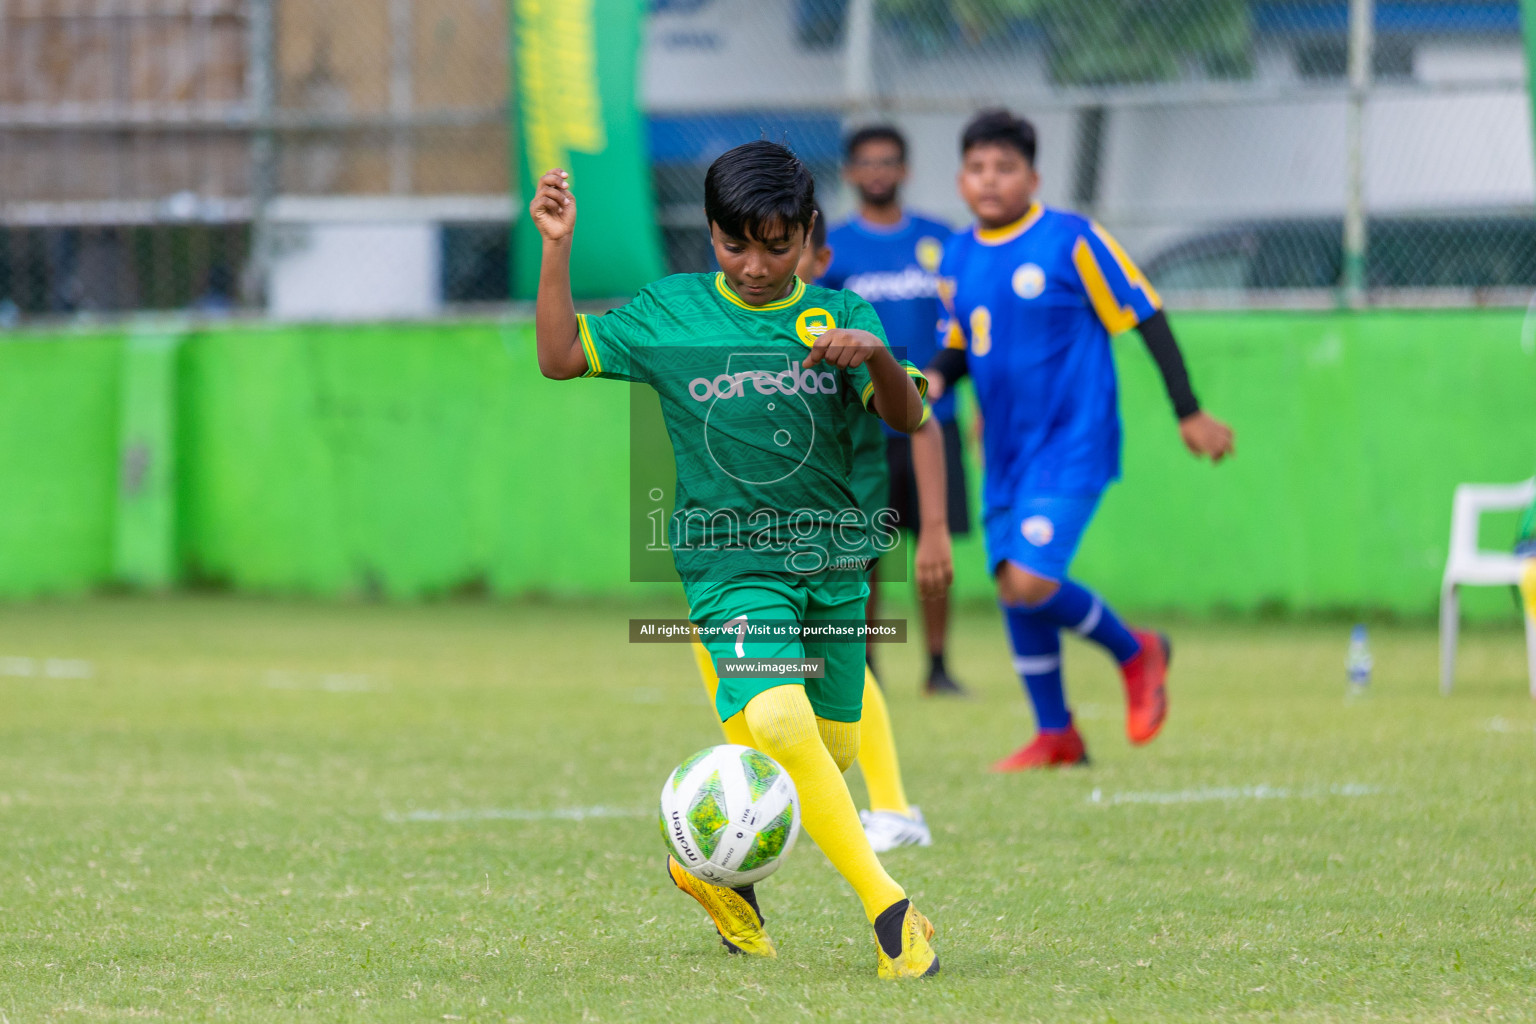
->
xmin=875 ymin=900 xmax=940 ymax=979
xmin=666 ymin=857 xmax=777 ymax=958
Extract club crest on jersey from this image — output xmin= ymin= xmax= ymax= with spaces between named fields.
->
xmin=1021 ymin=515 xmax=1055 ymax=546
xmin=916 ymin=236 xmax=944 ymax=273
xmin=795 ymin=307 xmax=835 ymax=346
xmin=1013 ymin=263 xmax=1046 ymax=299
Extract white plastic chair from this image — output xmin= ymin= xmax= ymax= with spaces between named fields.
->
xmin=1439 ymin=478 xmax=1536 ymax=697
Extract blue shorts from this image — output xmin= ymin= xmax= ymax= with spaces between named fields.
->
xmin=983 ymin=493 xmax=1103 ymax=582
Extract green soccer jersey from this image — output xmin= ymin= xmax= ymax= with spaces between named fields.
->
xmin=1518 ymin=485 xmax=1536 ymax=556
xmin=577 ymin=271 xmax=925 ymax=583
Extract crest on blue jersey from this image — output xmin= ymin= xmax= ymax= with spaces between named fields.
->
xmin=1012 ymin=263 xmax=1046 ymax=299
xmin=916 ymin=236 xmax=944 ymax=273
xmin=1022 ymin=515 xmax=1055 ymax=546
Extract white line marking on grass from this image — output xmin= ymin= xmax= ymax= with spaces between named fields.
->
xmin=1484 ymin=716 xmax=1536 ymax=734
xmin=626 ymin=687 xmax=666 ymax=704
xmin=1087 ymin=783 xmax=1380 ymax=806
xmin=318 ymin=673 xmax=376 ymax=692
xmin=622 ymin=687 xmax=709 ymax=706
xmin=383 ymin=806 xmax=647 ymax=824
xmin=264 ymin=671 xmax=380 ymax=692
xmin=0 ymin=657 xmax=94 ymax=679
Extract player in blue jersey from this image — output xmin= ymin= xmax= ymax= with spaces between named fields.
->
xmin=926 ymin=109 xmax=1235 ymax=770
xmin=823 ymin=125 xmax=972 ymax=698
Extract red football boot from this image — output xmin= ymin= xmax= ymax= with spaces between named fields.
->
xmin=1121 ymin=630 xmax=1171 ymax=745
xmin=989 ymin=724 xmax=1089 ymax=772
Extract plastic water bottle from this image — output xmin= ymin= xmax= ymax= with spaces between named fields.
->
xmin=1346 ymin=624 xmax=1372 ymax=698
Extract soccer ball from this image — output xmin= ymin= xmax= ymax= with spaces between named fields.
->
xmin=659 ymin=743 xmax=801 ymax=887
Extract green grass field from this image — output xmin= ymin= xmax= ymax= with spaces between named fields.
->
xmin=2 ymin=596 xmax=1534 ymax=1022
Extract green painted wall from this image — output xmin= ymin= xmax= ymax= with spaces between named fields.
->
xmin=0 ymin=331 xmax=122 ymax=597
xmin=0 ymin=310 xmax=1531 ymax=618
xmin=1075 ymin=311 xmax=1535 ymax=619
xmin=176 ymin=321 xmax=629 ymax=597
xmin=113 ymin=329 xmax=181 ymax=589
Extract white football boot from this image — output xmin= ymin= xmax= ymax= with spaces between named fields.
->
xmin=860 ymin=806 xmax=933 ymax=853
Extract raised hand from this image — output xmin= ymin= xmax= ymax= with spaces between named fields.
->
xmin=1178 ymin=411 xmax=1236 ymax=464
xmin=529 ymin=169 xmax=576 ymax=243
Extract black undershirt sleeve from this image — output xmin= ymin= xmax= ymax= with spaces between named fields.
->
xmin=927 ymin=314 xmax=1196 ymax=417
xmin=1137 ymin=310 xmax=1200 ymax=420
xmin=927 ymin=346 xmax=968 ymax=391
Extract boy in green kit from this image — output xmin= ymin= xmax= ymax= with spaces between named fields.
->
xmin=529 ymin=141 xmax=940 ymax=979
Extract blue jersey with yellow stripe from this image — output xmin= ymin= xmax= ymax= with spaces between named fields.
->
xmin=938 ymin=204 xmax=1160 ymax=505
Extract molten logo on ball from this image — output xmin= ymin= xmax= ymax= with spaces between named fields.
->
xmin=659 ymin=744 xmax=801 ymax=887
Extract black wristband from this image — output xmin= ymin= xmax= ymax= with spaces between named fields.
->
xmin=1137 ymin=310 xmax=1200 ymax=420
xmin=926 ymin=346 xmax=968 ymax=389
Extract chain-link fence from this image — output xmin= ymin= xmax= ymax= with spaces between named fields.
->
xmin=0 ymin=0 xmax=1531 ymax=321
xmin=0 ymin=0 xmax=510 ymax=323
xmin=649 ymin=0 xmax=1536 ymax=307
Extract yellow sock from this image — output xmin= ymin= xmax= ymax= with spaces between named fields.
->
xmin=815 ymin=716 xmax=861 ymax=773
xmin=856 ymin=668 xmax=911 ymax=815
xmin=692 ymin=638 xmax=756 ymax=746
xmin=745 ymin=685 xmax=906 ymax=922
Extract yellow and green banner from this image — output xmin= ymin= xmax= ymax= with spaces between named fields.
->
xmin=1525 ymin=0 xmax=1536 ymax=188
xmin=511 ymin=0 xmax=664 ymax=299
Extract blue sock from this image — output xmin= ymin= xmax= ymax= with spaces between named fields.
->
xmin=1028 ymin=578 xmax=1141 ymax=665
xmin=1002 ymin=606 xmax=1070 ymax=731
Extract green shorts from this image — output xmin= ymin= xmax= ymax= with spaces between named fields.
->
xmin=686 ymin=572 xmax=870 ymax=724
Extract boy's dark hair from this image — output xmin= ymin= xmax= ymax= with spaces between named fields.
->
xmin=844 ymin=124 xmax=907 ymax=164
xmin=809 ymin=202 xmax=827 ymax=250
xmin=704 ymin=140 xmax=816 ymax=242
xmin=960 ymin=108 xmax=1037 ymax=165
